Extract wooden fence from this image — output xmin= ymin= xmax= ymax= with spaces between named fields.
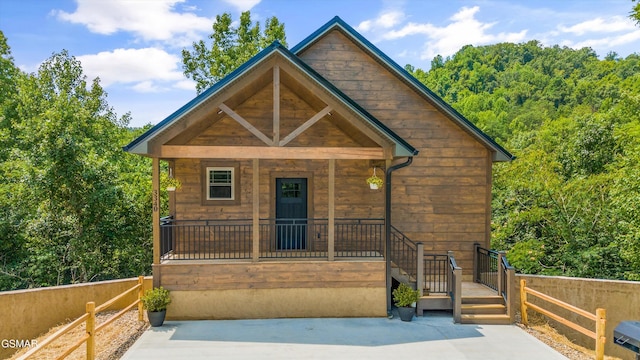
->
xmin=520 ymin=279 xmax=606 ymax=360
xmin=16 ymin=276 xmax=145 ymax=360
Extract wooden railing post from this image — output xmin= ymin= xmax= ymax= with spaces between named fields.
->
xmin=86 ymin=302 xmax=96 ymax=360
xmin=595 ymin=308 xmax=606 ymax=360
xmin=506 ymin=267 xmax=515 ymax=323
xmin=453 ymin=266 xmax=462 ymax=323
xmin=497 ymin=252 xmax=505 ymax=295
xmin=473 ymin=243 xmax=479 ymax=282
xmin=138 ymin=276 xmax=144 ymax=321
xmin=416 ymin=242 xmax=424 ymax=296
xmin=520 ymin=279 xmax=528 ymax=326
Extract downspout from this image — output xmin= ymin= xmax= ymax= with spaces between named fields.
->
xmin=385 ymin=156 xmax=413 ymax=317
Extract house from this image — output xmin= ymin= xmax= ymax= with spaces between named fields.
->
xmin=124 ymin=16 xmax=514 ymax=321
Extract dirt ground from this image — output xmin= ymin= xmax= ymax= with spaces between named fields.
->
xmin=9 ymin=310 xmax=619 ymax=360
xmin=8 ymin=310 xmax=148 ymax=360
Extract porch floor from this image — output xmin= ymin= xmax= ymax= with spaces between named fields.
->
xmin=161 ymin=251 xmax=382 ymax=262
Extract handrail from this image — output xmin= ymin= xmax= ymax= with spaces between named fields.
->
xmin=389 ymin=225 xmax=418 ymax=282
xmin=17 ymin=276 xmax=145 ymax=360
xmin=520 ymin=279 xmax=606 ymax=360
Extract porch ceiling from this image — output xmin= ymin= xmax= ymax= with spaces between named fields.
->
xmin=124 ymin=42 xmax=417 ymax=160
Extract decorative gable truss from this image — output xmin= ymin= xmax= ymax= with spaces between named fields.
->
xmin=125 ymin=43 xmax=417 ymax=160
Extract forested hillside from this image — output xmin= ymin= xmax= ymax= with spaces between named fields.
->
xmin=408 ymin=41 xmax=640 ymax=280
xmin=0 ymin=32 xmax=155 ymax=290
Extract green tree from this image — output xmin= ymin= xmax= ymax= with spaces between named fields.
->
xmin=0 ymin=48 xmax=153 ymax=289
xmin=182 ymin=11 xmax=286 ymax=93
xmin=632 ymin=0 xmax=640 ymax=24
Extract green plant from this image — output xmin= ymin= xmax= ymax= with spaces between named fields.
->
xmin=393 ymin=283 xmax=419 ymax=307
xmin=141 ymin=287 xmax=172 ymax=312
xmin=160 ymin=172 xmax=182 ymax=191
xmin=366 ymin=175 xmax=384 ymax=187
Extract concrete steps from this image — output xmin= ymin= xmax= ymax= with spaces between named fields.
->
xmin=460 ymin=295 xmax=511 ymax=325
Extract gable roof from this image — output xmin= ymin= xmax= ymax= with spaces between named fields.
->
xmin=124 ymin=41 xmax=418 ymax=157
xmin=291 ymin=16 xmax=514 ymax=162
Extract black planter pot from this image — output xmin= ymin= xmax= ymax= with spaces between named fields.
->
xmin=397 ymin=306 xmax=415 ymax=322
xmin=147 ymin=310 xmax=167 ymax=327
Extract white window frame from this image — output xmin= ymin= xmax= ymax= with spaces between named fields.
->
xmin=206 ymin=167 xmax=235 ymax=200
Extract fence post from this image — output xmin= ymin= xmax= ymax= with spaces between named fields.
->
xmin=520 ymin=279 xmax=528 ymax=326
xmin=138 ymin=276 xmax=145 ymax=321
xmin=595 ymin=308 xmax=606 ymax=360
xmin=416 ymin=242 xmax=424 ymax=296
xmin=86 ymin=302 xmax=96 ymax=360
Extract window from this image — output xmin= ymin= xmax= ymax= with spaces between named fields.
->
xmin=207 ymin=167 xmax=234 ymax=200
xmin=201 ymin=161 xmax=240 ymax=205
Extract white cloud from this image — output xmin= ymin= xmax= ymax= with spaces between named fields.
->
xmin=77 ymin=48 xmax=186 ymax=93
xmin=373 ymin=6 xmax=527 ymax=60
xmin=357 ymin=10 xmax=404 ymax=32
xmin=222 ymin=0 xmax=261 ymax=11
xmin=566 ymin=29 xmax=640 ymax=50
xmin=558 ymin=16 xmax=636 ymax=36
xmin=54 ymin=0 xmax=212 ymax=46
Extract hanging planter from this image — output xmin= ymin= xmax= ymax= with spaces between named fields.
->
xmin=366 ymin=168 xmax=384 ymax=190
xmin=161 ymin=171 xmax=182 ymax=192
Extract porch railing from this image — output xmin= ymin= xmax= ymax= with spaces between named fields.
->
xmin=389 ymin=225 xmax=417 ymax=281
xmin=160 ymin=217 xmax=383 ymax=260
xmin=474 ymin=243 xmax=516 ymax=322
xmin=474 ymin=244 xmax=499 ymax=290
xmin=389 ymin=226 xmax=452 ymax=295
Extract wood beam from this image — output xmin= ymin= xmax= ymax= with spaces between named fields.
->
xmin=277 ymin=60 xmax=392 ymax=149
xmin=328 ymin=159 xmax=335 ymax=261
xmin=160 ymin=145 xmax=385 ymax=159
xmin=152 ymin=158 xmax=160 ymax=266
xmin=219 ymin=103 xmax=273 ymax=146
xmin=252 ymin=159 xmax=260 ymax=262
xmin=279 ymin=105 xmax=332 ymax=146
xmin=273 ymin=65 xmax=280 ymax=145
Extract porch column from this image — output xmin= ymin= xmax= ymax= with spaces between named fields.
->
xmin=152 ymin=158 xmax=160 ymax=265
xmin=252 ymin=159 xmax=260 ymax=261
xmin=152 ymin=158 xmax=161 ymax=287
xmin=328 ymin=159 xmax=335 ymax=261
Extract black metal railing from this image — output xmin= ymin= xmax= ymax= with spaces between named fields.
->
xmin=160 ymin=217 xmax=383 ymax=261
xmin=258 ymin=218 xmax=328 ymax=259
xmin=423 ymin=254 xmax=450 ymax=294
xmin=475 ymin=245 xmax=499 ymax=290
xmin=160 ymin=217 xmax=252 ymax=260
xmin=335 ymin=219 xmax=383 ymax=258
xmin=389 ymin=225 xmax=417 ymax=281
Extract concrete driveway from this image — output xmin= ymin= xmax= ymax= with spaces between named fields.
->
xmin=122 ymin=312 xmax=567 ymax=359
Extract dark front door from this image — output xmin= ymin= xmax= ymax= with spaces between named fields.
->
xmin=275 ymin=178 xmax=307 ymax=250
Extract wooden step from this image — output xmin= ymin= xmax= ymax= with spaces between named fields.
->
xmin=460 ymin=314 xmax=512 ymax=325
xmin=461 ymin=295 xmax=504 ymax=305
xmin=461 ymin=303 xmax=506 ymax=315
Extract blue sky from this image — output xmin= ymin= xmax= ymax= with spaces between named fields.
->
xmin=1 ymin=0 xmax=639 ymax=128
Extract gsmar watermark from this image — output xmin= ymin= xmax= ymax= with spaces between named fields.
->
xmin=2 ymin=339 xmax=38 ymax=349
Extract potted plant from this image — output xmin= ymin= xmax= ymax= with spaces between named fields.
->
xmin=161 ymin=172 xmax=182 ymax=192
xmin=141 ymin=287 xmax=172 ymax=327
xmin=366 ymin=174 xmax=384 ymax=190
xmin=393 ymin=283 xmax=419 ymax=322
